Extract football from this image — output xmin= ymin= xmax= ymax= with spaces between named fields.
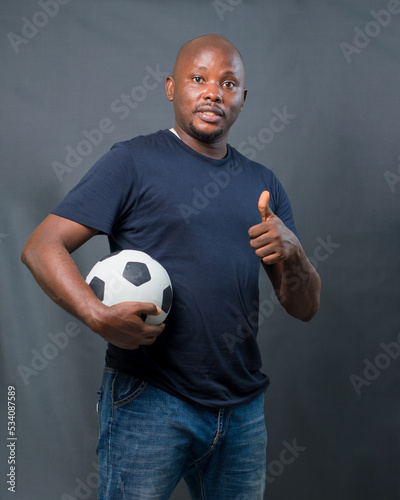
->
xmin=85 ymin=250 xmax=173 ymax=325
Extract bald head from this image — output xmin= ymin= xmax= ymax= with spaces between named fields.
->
xmin=173 ymin=34 xmax=245 ymax=82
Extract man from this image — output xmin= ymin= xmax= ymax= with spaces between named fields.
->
xmin=21 ymin=34 xmax=320 ymax=499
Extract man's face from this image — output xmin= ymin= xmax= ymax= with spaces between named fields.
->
xmin=166 ymin=42 xmax=247 ymax=150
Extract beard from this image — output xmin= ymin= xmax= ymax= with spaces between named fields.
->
xmin=189 ymin=121 xmax=224 ymax=143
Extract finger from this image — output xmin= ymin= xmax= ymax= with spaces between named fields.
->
xmin=261 ymin=254 xmax=281 ymax=266
xmin=114 ymin=341 xmax=140 ymax=350
xmin=249 ymin=220 xmax=277 ymax=239
xmin=249 ymin=231 xmax=274 ymax=249
xmin=258 ymin=191 xmax=274 ymax=222
xmin=127 ymin=302 xmax=162 ymax=316
xmin=142 ymin=323 xmax=165 ymax=344
xmin=255 ymin=245 xmax=280 ymax=261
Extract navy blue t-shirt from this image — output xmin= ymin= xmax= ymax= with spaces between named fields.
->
xmin=52 ymin=129 xmax=297 ymax=408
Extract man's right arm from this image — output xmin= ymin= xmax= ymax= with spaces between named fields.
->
xmin=21 ymin=214 xmax=165 ymax=349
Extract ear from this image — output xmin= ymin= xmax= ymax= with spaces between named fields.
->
xmin=240 ymin=88 xmax=247 ymax=111
xmin=165 ymin=76 xmax=174 ymax=101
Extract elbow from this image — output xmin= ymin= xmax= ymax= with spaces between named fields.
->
xmin=299 ymin=303 xmax=319 ymax=322
xmin=284 ymin=298 xmax=319 ymax=322
xmin=282 ymin=267 xmax=321 ymax=322
xmin=286 ymin=290 xmax=321 ymax=323
xmin=20 ymin=239 xmax=37 ymax=269
xmin=20 ymin=243 xmax=30 ymax=266
xmin=301 ymin=274 xmax=321 ymax=322
xmin=299 ymin=290 xmax=321 ymax=322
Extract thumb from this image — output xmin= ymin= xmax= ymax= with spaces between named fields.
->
xmin=134 ymin=302 xmax=162 ymax=324
xmin=136 ymin=302 xmax=162 ymax=316
xmin=258 ymin=191 xmax=274 ymax=222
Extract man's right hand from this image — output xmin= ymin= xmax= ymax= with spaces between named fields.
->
xmin=88 ymin=300 xmax=165 ymax=350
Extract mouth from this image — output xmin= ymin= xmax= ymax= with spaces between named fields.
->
xmin=197 ymin=106 xmax=223 ymax=123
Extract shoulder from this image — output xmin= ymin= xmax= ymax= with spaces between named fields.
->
xmin=91 ymin=129 xmax=173 ymax=175
xmin=229 ymin=144 xmax=293 ymax=216
xmin=112 ymin=129 xmax=175 ymax=155
xmin=229 ymin=144 xmax=281 ymax=187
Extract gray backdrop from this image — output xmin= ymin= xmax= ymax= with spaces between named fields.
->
xmin=1 ymin=0 xmax=399 ymax=499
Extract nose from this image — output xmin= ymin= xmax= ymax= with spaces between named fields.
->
xmin=203 ymin=82 xmax=222 ymax=103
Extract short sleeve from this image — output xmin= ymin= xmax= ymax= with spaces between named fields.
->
xmin=51 ymin=144 xmax=136 ymax=234
xmin=269 ymin=173 xmax=298 ymax=239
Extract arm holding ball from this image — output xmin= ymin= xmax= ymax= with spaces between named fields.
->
xmin=21 ymin=214 xmax=164 ymax=349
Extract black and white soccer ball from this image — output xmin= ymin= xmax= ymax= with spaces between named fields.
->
xmin=85 ymin=250 xmax=173 ymax=325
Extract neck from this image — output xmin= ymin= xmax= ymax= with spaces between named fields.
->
xmin=173 ymin=125 xmax=228 ymax=159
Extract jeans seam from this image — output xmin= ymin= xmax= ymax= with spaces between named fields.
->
xmin=193 ymin=462 xmax=206 ymax=500
xmin=105 ymin=369 xmax=116 ymax=500
xmin=210 ymin=408 xmax=231 ymax=450
xmin=192 ymin=408 xmax=232 ymax=468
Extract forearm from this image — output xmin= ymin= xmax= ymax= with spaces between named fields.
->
xmin=21 ymin=240 xmax=103 ymax=329
xmin=263 ymin=245 xmax=321 ymax=322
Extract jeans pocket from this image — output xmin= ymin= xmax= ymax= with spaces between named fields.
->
xmin=111 ymin=369 xmax=148 ymax=409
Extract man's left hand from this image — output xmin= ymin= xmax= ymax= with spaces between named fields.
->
xmin=248 ymin=190 xmax=300 ymax=265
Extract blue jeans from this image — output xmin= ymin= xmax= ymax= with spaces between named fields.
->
xmin=96 ymin=367 xmax=267 ymax=499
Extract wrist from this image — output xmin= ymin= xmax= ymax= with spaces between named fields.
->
xmin=80 ymin=297 xmax=109 ymax=334
xmin=283 ymin=240 xmax=303 ymax=268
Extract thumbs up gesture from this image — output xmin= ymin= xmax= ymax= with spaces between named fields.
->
xmin=248 ymin=190 xmax=300 ymax=266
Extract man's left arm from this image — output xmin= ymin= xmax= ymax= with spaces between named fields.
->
xmin=248 ymin=191 xmax=321 ymax=322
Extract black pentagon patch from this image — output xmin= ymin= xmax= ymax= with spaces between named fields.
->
xmin=123 ymin=262 xmax=151 ymax=286
xmin=161 ymin=285 xmax=173 ymax=313
xmin=88 ymin=277 xmax=105 ymax=301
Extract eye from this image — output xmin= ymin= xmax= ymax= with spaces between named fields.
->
xmin=193 ymin=76 xmax=203 ymax=83
xmin=223 ymin=81 xmax=236 ymax=89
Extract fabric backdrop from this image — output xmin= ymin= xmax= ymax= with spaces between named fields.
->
xmin=1 ymin=1 xmax=399 ymax=499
